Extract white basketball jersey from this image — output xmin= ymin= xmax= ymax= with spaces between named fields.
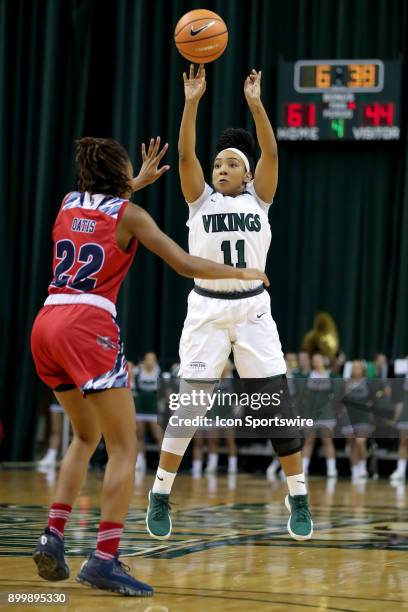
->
xmin=137 ymin=365 xmax=161 ymax=392
xmin=186 ymin=182 xmax=272 ymax=292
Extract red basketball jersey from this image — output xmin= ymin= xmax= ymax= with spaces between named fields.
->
xmin=48 ymin=192 xmax=137 ymax=308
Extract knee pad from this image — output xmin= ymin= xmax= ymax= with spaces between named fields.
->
xmin=243 ymin=374 xmax=296 ymax=419
xmin=271 ymin=437 xmax=303 ymax=457
xmin=243 ymin=375 xmax=302 ymax=444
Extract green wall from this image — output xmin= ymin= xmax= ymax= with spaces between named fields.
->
xmin=1 ymin=0 xmax=407 ymax=459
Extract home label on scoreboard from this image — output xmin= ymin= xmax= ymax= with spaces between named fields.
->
xmin=276 ymin=59 xmax=401 ymax=141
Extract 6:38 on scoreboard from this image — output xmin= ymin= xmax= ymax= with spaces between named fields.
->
xmin=276 ymin=60 xmax=401 ymax=141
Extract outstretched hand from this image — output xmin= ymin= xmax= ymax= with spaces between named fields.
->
xmin=183 ymin=64 xmax=206 ymax=102
xmin=244 ymin=69 xmax=262 ymax=105
xmin=131 ymin=137 xmax=170 ymax=191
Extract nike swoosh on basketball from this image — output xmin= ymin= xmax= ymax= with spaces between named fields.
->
xmin=190 ymin=21 xmax=215 ymax=36
xmin=256 ymin=313 xmax=266 ymax=319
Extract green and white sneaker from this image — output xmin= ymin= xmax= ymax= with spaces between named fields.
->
xmin=285 ymin=494 xmax=313 ymax=541
xmin=146 ymin=490 xmax=172 ymax=540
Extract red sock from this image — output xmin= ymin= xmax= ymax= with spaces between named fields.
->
xmin=47 ymin=503 xmax=72 ymax=540
xmin=95 ymin=521 xmax=124 ymax=560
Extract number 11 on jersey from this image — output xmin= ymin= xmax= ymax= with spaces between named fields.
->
xmin=221 ymin=240 xmax=247 ymax=268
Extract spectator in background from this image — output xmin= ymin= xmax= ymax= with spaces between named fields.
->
xmin=37 ymin=399 xmax=65 ymax=467
xmin=302 ymin=353 xmax=338 ymax=478
xmin=330 ymin=352 xmax=347 ymax=377
xmin=341 ymin=360 xmax=374 ymax=481
xmin=293 ymin=351 xmax=311 ymax=379
xmin=366 ymin=353 xmax=389 ymax=379
xmin=390 ymin=359 xmax=408 ymax=482
xmin=130 ymin=353 xmax=163 ymax=473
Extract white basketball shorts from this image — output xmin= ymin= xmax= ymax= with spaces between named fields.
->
xmin=179 ymin=288 xmax=286 ymax=379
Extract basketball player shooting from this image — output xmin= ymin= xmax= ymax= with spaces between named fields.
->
xmin=146 ymin=65 xmax=313 ymax=542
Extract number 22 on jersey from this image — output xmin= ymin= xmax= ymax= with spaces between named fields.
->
xmin=52 ymin=239 xmax=105 ymax=292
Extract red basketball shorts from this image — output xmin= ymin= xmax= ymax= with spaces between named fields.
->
xmin=31 ymin=305 xmax=129 ymax=393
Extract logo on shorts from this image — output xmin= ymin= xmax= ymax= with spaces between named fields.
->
xmin=96 ymin=336 xmax=119 ymax=351
xmin=256 ymin=312 xmax=266 ymax=319
xmin=189 ymin=361 xmax=206 ymax=371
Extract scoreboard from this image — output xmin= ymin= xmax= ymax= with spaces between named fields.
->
xmin=276 ymin=60 xmax=401 ymax=141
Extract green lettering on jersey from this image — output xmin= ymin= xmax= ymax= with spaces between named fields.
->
xmin=245 ymin=214 xmax=254 ymax=231
xmin=201 ymin=213 xmax=261 ymax=233
xmin=216 ymin=214 xmax=228 ymax=232
xmin=202 ymin=215 xmax=212 ymax=233
xmin=233 ymin=213 xmax=246 ymax=231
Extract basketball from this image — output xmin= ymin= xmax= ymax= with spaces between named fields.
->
xmin=174 ymin=9 xmax=228 ymax=63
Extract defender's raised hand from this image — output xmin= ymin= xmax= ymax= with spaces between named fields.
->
xmin=183 ymin=64 xmax=206 ymax=102
xmin=244 ymin=69 xmax=262 ymax=105
xmin=131 ymin=136 xmax=170 ymax=191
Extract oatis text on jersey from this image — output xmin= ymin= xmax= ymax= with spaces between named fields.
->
xmin=71 ymin=218 xmax=97 ymax=233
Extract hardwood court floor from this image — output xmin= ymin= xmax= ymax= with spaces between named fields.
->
xmin=0 ymin=467 xmax=407 ymax=611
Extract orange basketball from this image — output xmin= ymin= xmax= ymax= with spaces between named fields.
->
xmin=174 ymin=9 xmax=228 ymax=64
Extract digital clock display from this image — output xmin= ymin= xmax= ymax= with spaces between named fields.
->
xmin=277 ymin=59 xmax=401 ymax=141
xmin=295 ymin=60 xmax=384 ymax=92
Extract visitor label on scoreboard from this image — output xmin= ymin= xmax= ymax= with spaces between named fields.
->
xmin=276 ymin=59 xmax=401 ymax=141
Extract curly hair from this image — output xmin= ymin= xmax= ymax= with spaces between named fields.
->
xmin=215 ymin=128 xmax=256 ymax=172
xmin=75 ymin=137 xmax=131 ymax=196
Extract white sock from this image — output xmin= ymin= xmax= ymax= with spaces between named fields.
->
xmin=397 ymin=459 xmax=407 ymax=473
xmin=228 ymin=455 xmax=237 ymax=473
xmin=192 ymin=459 xmax=202 ymax=474
xmin=327 ymin=458 xmax=336 ymax=471
xmin=351 ymin=464 xmax=359 ymax=478
xmin=136 ymin=453 xmax=146 ymax=470
xmin=358 ymin=459 xmax=367 ymax=474
xmin=267 ymin=457 xmax=280 ymax=473
xmin=152 ymin=467 xmax=177 ymax=494
xmin=207 ymin=453 xmax=218 ymax=469
xmin=286 ymin=473 xmax=307 ymax=496
xmin=302 ymin=457 xmax=310 ymax=473
xmin=271 ymin=457 xmax=280 ymax=470
xmin=40 ymin=448 xmax=57 ymax=462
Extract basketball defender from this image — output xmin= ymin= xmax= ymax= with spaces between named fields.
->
xmin=146 ymin=66 xmax=313 ymax=542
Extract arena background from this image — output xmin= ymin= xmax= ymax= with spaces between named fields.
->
xmin=1 ymin=0 xmax=407 ymax=460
